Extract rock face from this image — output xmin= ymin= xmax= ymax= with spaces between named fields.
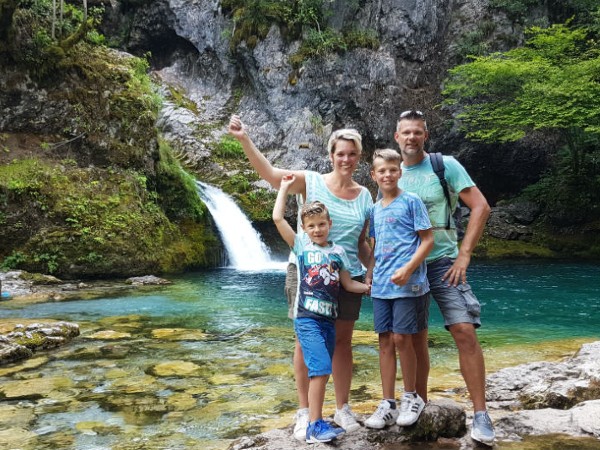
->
xmin=105 ymin=0 xmax=551 ymax=201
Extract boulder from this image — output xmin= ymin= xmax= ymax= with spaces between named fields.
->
xmin=228 ymin=399 xmax=466 ymax=450
xmin=486 ymin=341 xmax=600 ymax=410
xmin=0 ymin=321 xmax=80 ymax=366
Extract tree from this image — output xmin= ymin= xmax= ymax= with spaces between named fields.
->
xmin=443 ymin=21 xmax=600 ymax=175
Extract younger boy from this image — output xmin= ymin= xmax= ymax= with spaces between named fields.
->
xmin=273 ymin=174 xmax=370 ymax=444
xmin=365 ymin=149 xmax=434 ymax=429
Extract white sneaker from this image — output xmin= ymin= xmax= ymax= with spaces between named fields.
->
xmin=293 ymin=408 xmax=309 ymax=441
xmin=396 ymin=393 xmax=425 ymax=426
xmin=365 ymin=400 xmax=399 ymax=429
xmin=333 ymin=403 xmax=361 ymax=433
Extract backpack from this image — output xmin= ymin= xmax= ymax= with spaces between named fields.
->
xmin=429 ymin=152 xmax=465 ymax=241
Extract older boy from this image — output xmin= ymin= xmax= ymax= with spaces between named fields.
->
xmin=365 ymin=149 xmax=433 ymax=429
xmin=273 ymin=174 xmax=370 ymax=443
xmin=394 ymin=110 xmax=494 ymax=445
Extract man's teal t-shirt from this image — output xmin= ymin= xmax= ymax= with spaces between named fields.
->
xmin=399 ymin=154 xmax=475 ymax=262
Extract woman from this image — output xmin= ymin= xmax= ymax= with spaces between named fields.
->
xmin=228 ymin=115 xmax=372 ymax=441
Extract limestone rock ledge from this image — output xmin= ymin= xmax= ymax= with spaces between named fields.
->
xmin=0 ymin=322 xmax=80 ymax=366
xmin=230 ymin=399 xmax=465 ymax=450
xmin=229 ymin=341 xmax=600 ymax=449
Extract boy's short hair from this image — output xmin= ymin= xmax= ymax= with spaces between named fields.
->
xmin=327 ymin=128 xmax=363 ymax=155
xmin=372 ymin=148 xmax=401 ymax=167
xmin=300 ymin=201 xmax=330 ymax=223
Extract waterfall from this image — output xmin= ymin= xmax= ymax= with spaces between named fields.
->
xmin=196 ymin=181 xmax=283 ymax=271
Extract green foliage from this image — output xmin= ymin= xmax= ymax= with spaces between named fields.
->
xmin=238 ymin=189 xmax=277 ymax=222
xmin=222 ymin=174 xmax=251 ymax=194
xmin=3 ymin=0 xmax=103 ymax=79
xmin=489 ymin=0 xmax=542 ymax=22
xmin=221 ymin=0 xmax=379 ymax=66
xmin=222 ymin=0 xmax=294 ymax=48
xmin=1 ymin=251 xmax=27 ymax=270
xmin=290 ymin=26 xmax=379 ymax=68
xmin=454 ymin=21 xmax=499 ymax=60
xmin=344 ymin=27 xmax=380 ymax=50
xmin=214 ymin=135 xmax=245 ymax=158
xmin=153 ymin=138 xmax=207 ymax=221
xmin=0 ymin=156 xmax=217 ymax=276
xmin=167 ymin=86 xmax=199 ymax=113
xmin=520 ymin=138 xmax=600 ymax=225
xmin=444 ymin=20 xmax=600 ymax=224
xmin=444 ymin=23 xmax=600 ymax=145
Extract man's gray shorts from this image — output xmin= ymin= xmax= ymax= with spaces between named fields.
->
xmin=427 ymin=257 xmax=482 ymax=329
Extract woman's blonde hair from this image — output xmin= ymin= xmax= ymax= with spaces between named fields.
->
xmin=327 ymin=128 xmax=363 ymax=155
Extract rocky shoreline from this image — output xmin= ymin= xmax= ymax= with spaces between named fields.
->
xmin=0 ymin=270 xmax=171 ymax=303
xmin=228 ymin=342 xmax=600 ymax=449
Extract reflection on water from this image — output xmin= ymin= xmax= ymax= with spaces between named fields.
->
xmin=0 ymin=262 xmax=599 ymax=449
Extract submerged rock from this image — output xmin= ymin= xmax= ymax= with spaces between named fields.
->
xmin=147 ymin=360 xmax=204 ymax=377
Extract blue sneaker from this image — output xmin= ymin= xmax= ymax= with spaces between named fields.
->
xmin=471 ymin=411 xmax=495 ymax=446
xmin=306 ymin=418 xmax=345 ymax=443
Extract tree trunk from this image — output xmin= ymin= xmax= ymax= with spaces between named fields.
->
xmin=0 ymin=0 xmax=20 ymax=43
xmin=52 ymin=0 xmax=56 ymax=39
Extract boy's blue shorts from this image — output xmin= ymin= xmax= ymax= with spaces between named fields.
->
xmin=372 ymin=293 xmax=430 ymax=334
xmin=294 ymin=317 xmax=335 ymax=378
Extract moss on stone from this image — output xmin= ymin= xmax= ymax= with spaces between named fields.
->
xmin=0 ymin=45 xmax=219 ymax=277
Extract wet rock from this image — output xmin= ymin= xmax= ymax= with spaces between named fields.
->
xmin=126 ymin=275 xmax=172 ymax=285
xmin=147 ymin=360 xmax=203 ymax=377
xmin=151 ymin=328 xmax=207 ymax=340
xmin=486 ymin=341 xmax=600 ymax=409
xmin=0 ymin=341 xmax=33 ymax=365
xmin=0 ymin=270 xmax=174 ymax=302
xmin=496 ymin=400 xmax=600 ymax=440
xmin=486 ymin=207 xmax=533 ymax=241
xmin=87 ymin=330 xmax=132 ymax=340
xmin=0 ymin=427 xmax=38 ymax=448
xmin=0 ymin=376 xmax=73 ymax=400
xmin=0 ymin=356 xmax=48 ymax=376
xmin=228 ymin=399 xmax=466 ymax=449
xmin=0 ymin=404 xmax=36 ymax=429
xmin=0 ymin=321 xmax=80 ymax=366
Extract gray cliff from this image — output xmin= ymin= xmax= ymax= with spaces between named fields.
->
xmin=102 ymin=0 xmax=553 ymax=202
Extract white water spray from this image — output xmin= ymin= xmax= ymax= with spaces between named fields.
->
xmin=196 ymin=181 xmax=283 ymax=271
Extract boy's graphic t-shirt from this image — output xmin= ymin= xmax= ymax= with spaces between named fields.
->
xmin=369 ymin=191 xmax=432 ymax=299
xmin=293 ymin=234 xmax=351 ymax=321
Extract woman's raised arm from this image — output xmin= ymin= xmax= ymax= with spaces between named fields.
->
xmin=228 ymin=115 xmax=306 ymax=195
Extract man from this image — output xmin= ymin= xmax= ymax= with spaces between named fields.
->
xmin=394 ymin=110 xmax=495 ymax=445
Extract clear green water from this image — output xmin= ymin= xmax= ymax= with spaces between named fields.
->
xmin=0 ymin=261 xmax=598 ymax=449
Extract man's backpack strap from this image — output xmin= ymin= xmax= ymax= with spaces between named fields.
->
xmin=429 ymin=152 xmax=452 ymax=230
